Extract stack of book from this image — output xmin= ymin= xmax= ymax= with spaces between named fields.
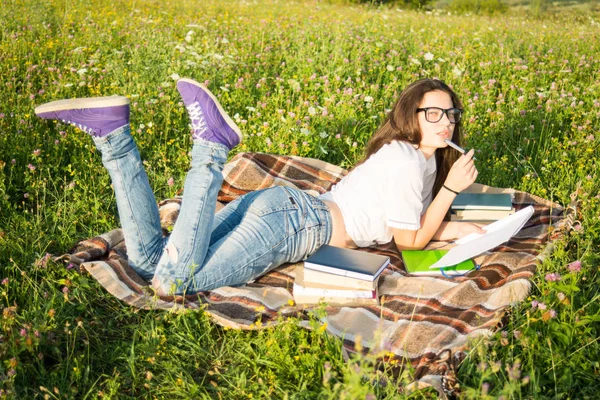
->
xmin=450 ymin=193 xmax=515 ymax=222
xmin=293 ymin=245 xmax=390 ymax=307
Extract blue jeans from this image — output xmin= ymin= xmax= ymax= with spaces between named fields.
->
xmin=93 ymin=125 xmax=332 ymax=294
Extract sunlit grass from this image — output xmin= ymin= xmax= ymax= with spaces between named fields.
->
xmin=0 ymin=0 xmax=598 ymax=397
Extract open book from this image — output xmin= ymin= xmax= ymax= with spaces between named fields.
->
xmin=428 ymin=205 xmax=534 ymax=270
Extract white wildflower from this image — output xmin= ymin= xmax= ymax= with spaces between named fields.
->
xmin=288 ymin=79 xmax=301 ymax=92
xmin=185 ymin=30 xmax=195 ymax=43
xmin=424 ymin=52 xmax=434 ymax=61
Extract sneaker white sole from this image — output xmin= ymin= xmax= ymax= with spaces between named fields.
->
xmin=177 ymin=78 xmax=243 ymax=144
xmin=35 ymin=96 xmax=129 ymax=114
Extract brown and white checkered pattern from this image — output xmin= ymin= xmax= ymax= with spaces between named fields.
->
xmin=55 ymin=152 xmax=572 ymax=396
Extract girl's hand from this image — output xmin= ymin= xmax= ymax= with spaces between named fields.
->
xmin=452 ymin=222 xmax=486 ymax=239
xmin=433 ymin=221 xmax=485 ymax=241
xmin=444 ymin=148 xmax=478 ymax=193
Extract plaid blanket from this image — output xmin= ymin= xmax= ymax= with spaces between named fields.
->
xmin=56 ymin=152 xmax=573 ymax=396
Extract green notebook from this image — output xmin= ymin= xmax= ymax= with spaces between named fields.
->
xmin=402 ymin=250 xmax=477 ymax=276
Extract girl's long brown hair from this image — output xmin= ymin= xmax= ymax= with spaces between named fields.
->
xmin=356 ymin=78 xmax=464 ymax=199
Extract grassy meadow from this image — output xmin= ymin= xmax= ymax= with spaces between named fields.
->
xmin=1 ymin=0 xmax=599 ymax=397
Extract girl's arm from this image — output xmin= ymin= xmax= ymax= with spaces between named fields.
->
xmin=392 ymin=149 xmax=480 ymax=250
xmin=432 ymin=221 xmax=485 ymax=241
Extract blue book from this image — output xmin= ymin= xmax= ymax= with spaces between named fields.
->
xmin=303 ymin=245 xmax=390 ymax=281
xmin=451 ymin=193 xmax=513 ymax=211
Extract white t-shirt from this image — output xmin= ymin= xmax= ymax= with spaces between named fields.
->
xmin=319 ymin=140 xmax=437 ymax=247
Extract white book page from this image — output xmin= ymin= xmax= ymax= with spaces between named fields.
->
xmin=429 ymin=206 xmax=534 ymax=269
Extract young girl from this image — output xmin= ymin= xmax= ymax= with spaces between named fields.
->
xmin=35 ymin=78 xmax=481 ymax=295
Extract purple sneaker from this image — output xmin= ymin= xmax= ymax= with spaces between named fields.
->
xmin=35 ymin=96 xmax=130 ymax=138
xmin=176 ymin=78 xmax=242 ymax=150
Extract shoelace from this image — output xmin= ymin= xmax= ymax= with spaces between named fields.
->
xmin=62 ymin=119 xmax=95 ymax=136
xmin=186 ymin=102 xmax=208 ymax=137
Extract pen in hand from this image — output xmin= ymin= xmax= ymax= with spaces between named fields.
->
xmin=444 ymin=139 xmax=477 ymax=160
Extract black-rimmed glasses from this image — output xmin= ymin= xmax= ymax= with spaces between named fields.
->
xmin=416 ymin=107 xmax=463 ymax=124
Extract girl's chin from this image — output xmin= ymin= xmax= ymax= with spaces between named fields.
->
xmin=422 ymin=141 xmax=448 ymax=149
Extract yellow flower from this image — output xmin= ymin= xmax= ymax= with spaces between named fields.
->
xmin=354 ymin=334 xmax=363 ymax=352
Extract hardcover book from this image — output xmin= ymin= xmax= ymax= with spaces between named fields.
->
xmin=303 ymin=245 xmax=390 ymax=281
xmin=296 ymin=267 xmax=379 ymax=290
xmin=297 ymin=266 xmax=379 ymax=291
xmin=451 ymin=193 xmax=513 ymax=211
xmin=450 ymin=207 xmax=515 ymax=222
xmin=293 ymin=269 xmax=379 ymax=306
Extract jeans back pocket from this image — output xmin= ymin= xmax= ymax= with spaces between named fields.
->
xmin=246 ymin=186 xmax=299 ymax=217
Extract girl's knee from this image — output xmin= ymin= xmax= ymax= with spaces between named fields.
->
xmin=151 ymin=275 xmax=169 ymax=296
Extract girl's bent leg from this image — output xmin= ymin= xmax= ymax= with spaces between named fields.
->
xmin=152 ymin=78 xmax=243 ymax=295
xmin=34 ymin=96 xmax=163 ymax=280
xmin=152 ymin=139 xmax=228 ymax=294
xmin=93 ymin=126 xmax=164 ymax=280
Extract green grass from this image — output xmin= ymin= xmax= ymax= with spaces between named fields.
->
xmin=0 ymin=0 xmax=599 ymax=397
xmin=436 ymin=0 xmax=600 ymax=12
